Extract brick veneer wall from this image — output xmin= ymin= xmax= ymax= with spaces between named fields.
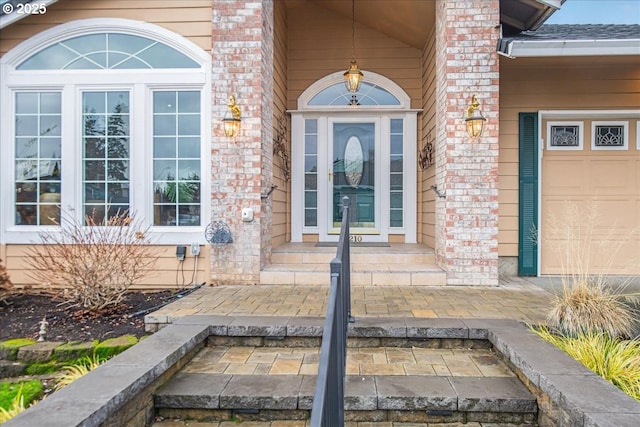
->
xmin=210 ymin=0 xmax=274 ymax=284
xmin=434 ymin=0 xmax=500 ymax=286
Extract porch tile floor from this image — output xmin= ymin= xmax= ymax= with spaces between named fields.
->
xmin=145 ymin=278 xmax=552 ymax=330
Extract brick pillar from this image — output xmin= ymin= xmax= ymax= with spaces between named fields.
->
xmin=434 ymin=0 xmax=500 ymax=286
xmin=210 ymin=0 xmax=274 ymax=285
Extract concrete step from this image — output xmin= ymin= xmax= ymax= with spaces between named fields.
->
xmin=260 ymin=264 xmax=446 ymax=286
xmin=271 ymin=249 xmax=436 ymax=265
xmin=154 ymin=373 xmax=537 ymax=424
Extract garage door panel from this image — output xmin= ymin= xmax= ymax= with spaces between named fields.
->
xmin=588 ymin=198 xmax=639 ymax=235
xmin=542 ymin=160 xmax=586 ymax=195
xmin=589 ymin=159 xmax=635 ymax=194
xmin=540 ymin=247 xmax=562 ymax=275
xmin=541 ymin=146 xmax=640 ymax=276
xmin=541 ymin=235 xmax=638 ymax=275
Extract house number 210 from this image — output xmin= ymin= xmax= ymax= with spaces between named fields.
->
xmin=349 ymin=235 xmax=363 ymax=243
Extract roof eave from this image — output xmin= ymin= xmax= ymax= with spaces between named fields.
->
xmin=0 ymin=0 xmax=59 ymax=29
xmin=500 ymin=39 xmax=640 ymax=58
xmin=527 ymin=0 xmax=563 ymax=31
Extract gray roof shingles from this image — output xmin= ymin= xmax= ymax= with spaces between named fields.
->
xmin=509 ymin=24 xmax=640 ymax=41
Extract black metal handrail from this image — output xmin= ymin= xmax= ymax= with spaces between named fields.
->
xmin=310 ymin=196 xmax=353 ymax=427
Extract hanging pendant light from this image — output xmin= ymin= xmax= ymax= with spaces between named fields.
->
xmin=344 ymin=0 xmax=363 ymax=93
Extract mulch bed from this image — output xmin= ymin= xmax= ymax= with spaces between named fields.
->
xmin=0 ymin=291 xmax=175 ymax=343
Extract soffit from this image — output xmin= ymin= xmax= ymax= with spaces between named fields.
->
xmin=283 ymin=0 xmax=435 ymax=49
xmin=284 ymin=0 xmax=560 ymax=49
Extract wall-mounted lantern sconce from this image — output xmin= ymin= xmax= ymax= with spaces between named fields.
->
xmin=222 ymin=95 xmax=241 ymax=138
xmin=464 ymin=94 xmax=486 ymax=140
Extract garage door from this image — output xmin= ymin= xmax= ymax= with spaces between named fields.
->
xmin=541 ymin=120 xmax=640 ymax=275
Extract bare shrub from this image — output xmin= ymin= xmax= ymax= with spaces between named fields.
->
xmin=543 ymin=202 xmax=638 ymax=338
xmin=0 ymin=257 xmax=13 ymax=303
xmin=26 ymin=209 xmax=158 ymax=312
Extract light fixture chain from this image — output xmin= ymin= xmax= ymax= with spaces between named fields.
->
xmin=351 ymin=0 xmax=355 ymax=59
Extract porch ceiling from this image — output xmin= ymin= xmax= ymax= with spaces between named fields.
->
xmin=283 ymin=0 xmax=561 ymax=49
xmin=283 ymin=0 xmax=435 ymax=49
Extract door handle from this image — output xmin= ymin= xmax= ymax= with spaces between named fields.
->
xmin=328 ymin=168 xmax=332 ymax=182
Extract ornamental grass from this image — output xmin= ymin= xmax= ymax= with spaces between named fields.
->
xmin=533 ymin=326 xmax=640 ymax=401
xmin=541 ymin=202 xmax=639 ymax=338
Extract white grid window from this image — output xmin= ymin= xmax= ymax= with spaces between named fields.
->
xmin=1 ymin=19 xmax=210 ymax=244
xmin=153 ymin=91 xmax=201 ymax=227
xmin=14 ymin=92 xmax=62 ymax=225
xmin=82 ymin=91 xmax=130 ymax=222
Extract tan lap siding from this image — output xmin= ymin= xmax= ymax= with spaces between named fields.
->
xmin=499 ymin=56 xmax=640 ymax=258
xmin=0 ymin=0 xmax=211 ymax=55
xmin=286 ymin=2 xmax=422 ymax=110
xmin=272 ymin=0 xmax=289 ymax=248
xmin=4 ymin=244 xmax=211 ymax=289
xmin=419 ymin=27 xmax=437 ymax=248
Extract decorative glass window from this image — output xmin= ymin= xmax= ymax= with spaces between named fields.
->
xmin=17 ymin=33 xmax=199 ymax=70
xmin=308 ymin=82 xmax=401 ymax=107
xmin=546 ymin=121 xmax=583 ymax=150
xmin=2 ymin=20 xmax=209 ymax=243
xmin=591 ymin=121 xmax=628 ymax=150
xmin=153 ymin=91 xmax=201 ymax=226
xmin=14 ymin=92 xmax=62 ymax=225
xmin=389 ymin=119 xmax=403 ymax=228
xmin=82 ymin=91 xmax=130 ymax=222
xmin=304 ymin=119 xmax=318 ymax=227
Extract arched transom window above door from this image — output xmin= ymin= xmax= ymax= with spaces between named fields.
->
xmin=297 ymin=70 xmax=412 ymax=110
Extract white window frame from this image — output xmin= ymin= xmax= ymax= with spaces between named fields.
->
xmin=0 ymin=18 xmax=211 ymax=245
xmin=591 ymin=121 xmax=628 ymax=151
xmin=546 ymin=121 xmax=584 ymax=151
xmin=290 ymin=71 xmax=418 ymax=243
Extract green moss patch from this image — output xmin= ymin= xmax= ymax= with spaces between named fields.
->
xmin=52 ymin=340 xmax=98 ymax=362
xmin=94 ymin=335 xmax=138 ymax=359
xmin=25 ymin=360 xmax=60 ymax=376
xmin=0 ymin=339 xmax=35 ymax=361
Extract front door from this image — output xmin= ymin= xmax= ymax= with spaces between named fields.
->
xmin=290 ymin=71 xmax=419 ymax=244
xmin=324 ymin=119 xmax=383 ymax=242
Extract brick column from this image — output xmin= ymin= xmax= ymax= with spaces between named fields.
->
xmin=434 ymin=0 xmax=500 ymax=286
xmin=210 ymin=0 xmax=274 ymax=285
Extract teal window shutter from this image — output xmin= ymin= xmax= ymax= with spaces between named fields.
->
xmin=518 ymin=113 xmax=538 ymax=276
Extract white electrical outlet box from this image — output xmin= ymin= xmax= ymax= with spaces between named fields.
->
xmin=191 ymin=242 xmax=200 ymax=256
xmin=242 ymin=207 xmax=254 ymax=222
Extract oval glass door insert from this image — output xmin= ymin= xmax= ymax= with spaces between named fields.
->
xmin=344 ymin=136 xmax=364 ymax=187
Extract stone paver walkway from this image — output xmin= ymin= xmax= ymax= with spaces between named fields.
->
xmin=153 ymin=422 xmax=495 ymax=426
xmin=181 ymin=346 xmax=514 ymax=378
xmin=146 ymin=278 xmax=553 ymax=329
